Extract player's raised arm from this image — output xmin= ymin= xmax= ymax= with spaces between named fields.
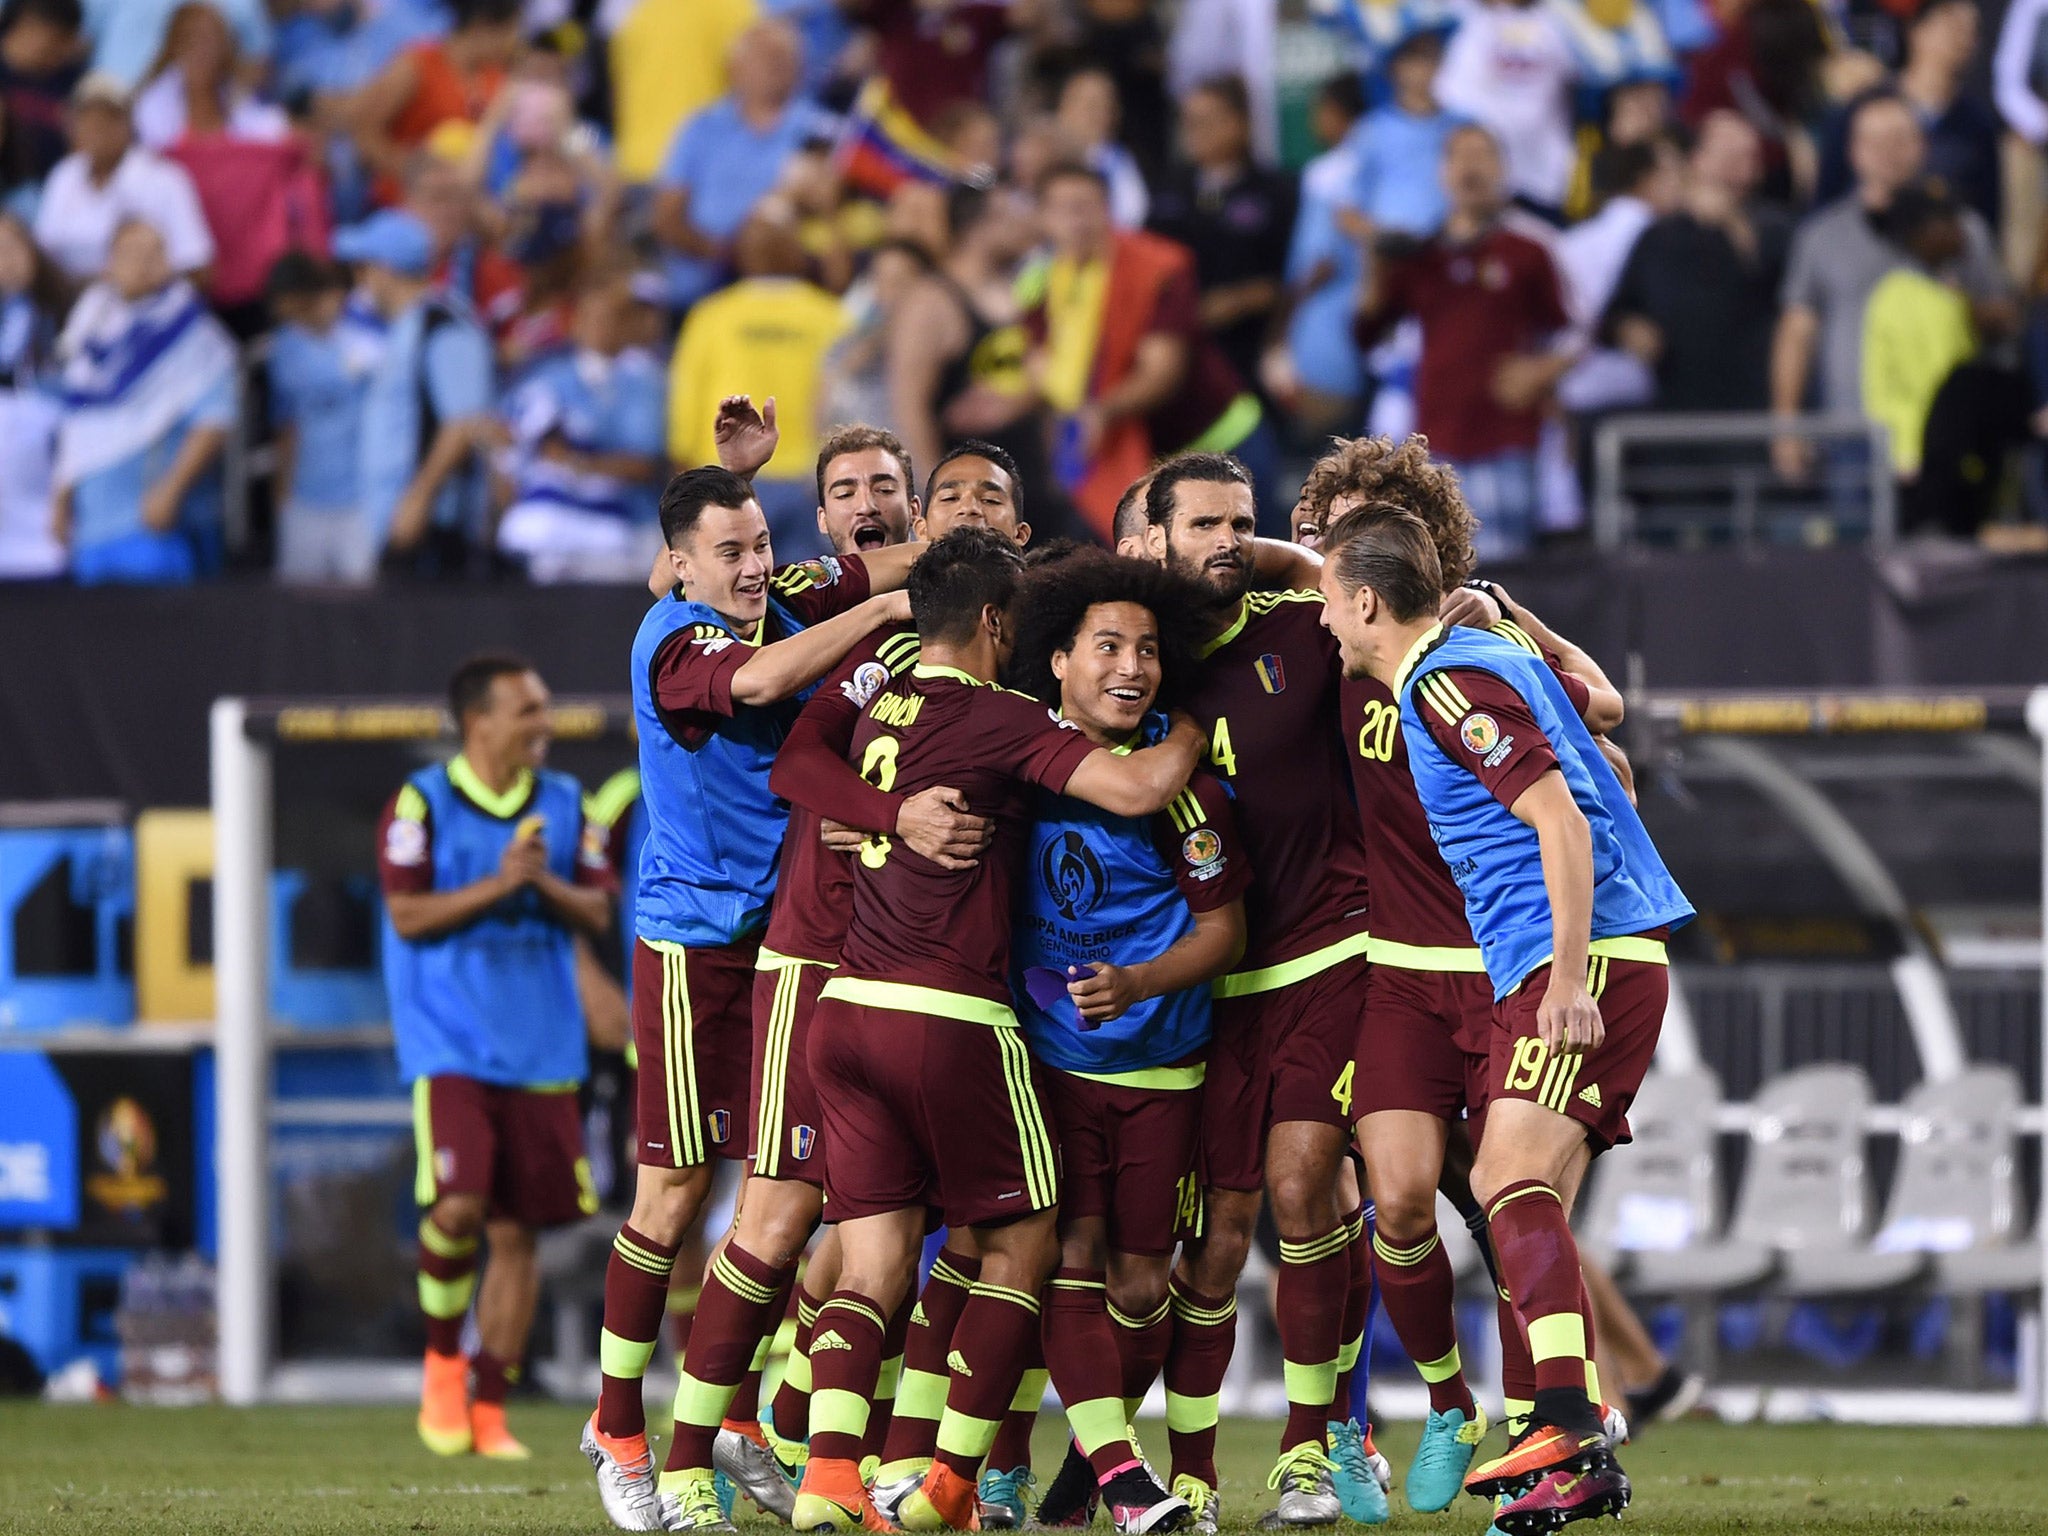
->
xmin=1250 ymin=535 xmax=1324 ymax=591
xmin=1059 ymin=712 xmax=1207 ymax=818
xmin=721 ymin=591 xmax=912 ymax=706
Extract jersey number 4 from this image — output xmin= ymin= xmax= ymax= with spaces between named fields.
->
xmin=1209 ymin=717 xmax=1238 ymax=778
xmin=857 ymin=736 xmax=901 ymax=869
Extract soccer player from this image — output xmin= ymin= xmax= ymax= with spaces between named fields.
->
xmin=785 ymin=528 xmax=1207 ymax=1534
xmin=1002 ymin=548 xmax=1252 ymax=1528
xmin=1296 ymin=437 xmax=1625 ymax=1513
xmin=583 ymin=465 xmax=925 ymax=1532
xmin=379 ymin=654 xmax=614 ymax=1461
xmin=1316 ymin=508 xmax=1693 ymax=1534
xmin=1138 ymin=453 xmax=1373 ymax=1527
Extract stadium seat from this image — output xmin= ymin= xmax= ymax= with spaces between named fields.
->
xmin=1581 ymin=1068 xmax=1776 ymax=1295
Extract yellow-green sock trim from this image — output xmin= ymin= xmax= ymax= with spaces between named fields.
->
xmin=812 ymin=1386 xmax=871 ymax=1441
xmin=818 ymin=1295 xmax=888 ymax=1334
xmin=970 ymin=1280 xmax=1041 ymax=1314
xmin=748 ymin=1334 xmax=773 ymax=1371
xmin=1168 ymin=1289 xmax=1236 ymax=1326
xmin=657 ymin=1467 xmax=713 ymax=1494
xmin=1067 ymin=1397 xmax=1133 ymax=1458
xmin=894 ymin=1366 xmax=948 ymax=1424
xmin=1108 ymin=1295 xmax=1173 ymax=1331
xmin=1416 ymin=1345 xmax=1463 ymax=1384
xmin=601 ymin=1328 xmax=659 ymax=1379
xmin=1165 ymin=1390 xmax=1220 ymax=1434
xmin=667 ymin=1283 xmax=701 ymax=1315
xmin=418 ymin=1219 xmax=477 ymax=1260
xmin=713 ymin=1252 xmax=781 ymax=1307
xmin=1371 ymin=1230 xmax=1440 ymax=1267
xmin=673 ymin=1370 xmax=737 ymax=1430
xmin=1503 ymin=1396 xmax=1535 ymax=1437
xmin=1585 ymin=1360 xmax=1603 ymax=1405
xmin=1009 ymin=1367 xmax=1048 ymax=1414
xmin=876 ymin=1353 xmax=904 ymax=1401
xmin=1283 ymin=1357 xmax=1340 ymax=1407
xmin=783 ymin=1348 xmax=813 ymax=1394
xmin=1337 ymin=1332 xmax=1362 ymax=1373
xmin=1279 ymin=1227 xmax=1351 ymax=1265
xmin=1526 ymin=1313 xmax=1587 ymax=1367
xmin=614 ymin=1233 xmax=676 ymax=1278
xmin=934 ymin=1407 xmax=1002 ymax=1464
xmin=419 ymin=1271 xmax=475 ymax=1319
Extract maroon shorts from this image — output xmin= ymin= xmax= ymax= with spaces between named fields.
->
xmin=1488 ymin=946 xmax=1668 ymax=1152
xmin=1353 ymin=961 xmax=1494 ymax=1122
xmin=810 ymin=989 xmax=1060 ymax=1229
xmin=1203 ymin=948 xmax=1370 ymax=1192
xmin=748 ymin=958 xmax=832 ymax=1187
xmin=632 ymin=937 xmax=757 ymax=1168
xmin=1047 ymin=1068 xmax=1203 ymax=1257
xmin=413 ymin=1074 xmax=595 ymax=1228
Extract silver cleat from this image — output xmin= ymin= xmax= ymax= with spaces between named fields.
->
xmin=581 ymin=1415 xmax=666 ymax=1533
xmin=714 ymin=1426 xmax=800 ymax=1522
xmin=1257 ymin=1444 xmax=1342 ymax=1528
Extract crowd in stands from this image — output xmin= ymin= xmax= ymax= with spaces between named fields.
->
xmin=2 ymin=0 xmax=2047 ymax=586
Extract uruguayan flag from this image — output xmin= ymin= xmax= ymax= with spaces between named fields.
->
xmin=1309 ymin=0 xmax=1459 ymax=70
xmin=1543 ymin=0 xmax=1677 ymax=88
xmin=54 ymin=280 xmax=236 ymax=489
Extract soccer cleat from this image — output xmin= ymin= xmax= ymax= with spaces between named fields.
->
xmin=1101 ymin=1462 xmax=1190 ymax=1534
xmin=1360 ymin=1424 xmax=1390 ymax=1497
xmin=794 ymin=1455 xmax=893 ymax=1532
xmin=1030 ymin=1442 xmax=1100 ymax=1528
xmin=1625 ymin=1366 xmax=1705 ymax=1429
xmin=872 ymin=1464 xmax=932 ymax=1527
xmin=1256 ymin=1442 xmax=1342 ymax=1528
xmin=899 ymin=1462 xmax=981 ymax=1530
xmin=657 ymin=1470 xmax=740 ymax=1532
xmin=1405 ymin=1404 xmax=1488 ymax=1513
xmin=581 ymin=1414 xmax=667 ymax=1532
xmin=1600 ymin=1404 xmax=1631 ymax=1445
xmin=1490 ymin=1453 xmax=1630 ymax=1535
xmin=1325 ymin=1420 xmax=1388 ymax=1524
xmin=1463 ymin=1425 xmax=1608 ymax=1499
xmin=976 ymin=1465 xmax=1034 ymax=1528
xmin=470 ymin=1400 xmax=532 ymax=1460
xmin=1171 ymin=1475 xmax=1220 ymax=1536
xmin=417 ymin=1350 xmax=472 ymax=1456
xmin=717 ymin=1423 xmax=801 ymax=1521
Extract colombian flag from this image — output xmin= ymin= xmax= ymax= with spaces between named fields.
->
xmin=834 ymin=77 xmax=970 ymax=198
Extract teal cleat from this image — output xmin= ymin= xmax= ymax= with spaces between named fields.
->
xmin=711 ymin=1469 xmax=736 ymax=1523
xmin=1325 ymin=1420 xmax=1389 ymax=1524
xmin=1406 ymin=1404 xmax=1488 ymax=1514
xmin=977 ymin=1465 xmax=1035 ymax=1529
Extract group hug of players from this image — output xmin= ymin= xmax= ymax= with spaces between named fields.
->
xmin=377 ymin=399 xmax=1692 ymax=1536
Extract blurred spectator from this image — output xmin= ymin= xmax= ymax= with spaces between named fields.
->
xmin=408 ymin=149 xmax=523 ymax=341
xmin=0 ymin=0 xmax=87 ymax=199
xmin=1167 ymin=0 xmax=1276 ymax=166
xmin=652 ymin=18 xmax=823 ymax=313
xmin=769 ymin=137 xmax=884 ymax=294
xmin=1862 ymin=183 xmax=1974 ymax=490
xmin=1436 ymin=0 xmax=1579 ymax=218
xmin=52 ymin=215 xmax=234 ymax=582
xmin=1023 ymin=160 xmax=1273 ymax=540
xmin=267 ymin=251 xmax=380 ymax=583
xmin=1680 ymin=0 xmax=1828 ymax=204
xmin=1071 ymin=0 xmax=1173 ymax=182
xmin=669 ymin=212 xmax=846 ymax=558
xmin=1770 ymin=92 xmax=2012 ymax=479
xmin=1996 ymin=0 xmax=2048 ymax=279
xmin=85 ymin=0 xmax=269 ymax=89
xmin=1276 ymin=73 xmax=1368 ymax=434
xmin=601 ymin=0 xmax=752 ymax=185
xmin=0 ymin=211 xmax=60 ymax=577
xmin=817 ymin=234 xmax=929 ymax=431
xmin=1607 ymin=109 xmax=1788 ymax=410
xmin=861 ymin=0 xmax=1013 ymax=135
xmin=762 ymin=0 xmax=854 ymax=101
xmin=1146 ymin=75 xmax=1296 ymax=403
xmin=1053 ymin=65 xmax=1147 ymax=228
xmin=1557 ymin=138 xmax=1681 ymax=347
xmin=132 ymin=1 xmax=287 ymax=150
xmin=497 ymin=266 xmax=667 ymax=582
xmin=889 ymin=182 xmax=1047 ymax=518
xmin=352 ymin=0 xmax=524 ymax=196
xmin=273 ymin=0 xmax=443 ymax=105
xmin=1355 ymin=124 xmax=1572 ymax=560
xmin=1339 ymin=28 xmax=1458 ymax=246
xmin=1818 ymin=0 xmax=1997 ymax=231
xmin=35 ymin=69 xmax=209 ymax=282
xmin=343 ymin=207 xmax=495 ymax=576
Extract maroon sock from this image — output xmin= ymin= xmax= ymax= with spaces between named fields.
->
xmin=1164 ymin=1275 xmax=1236 ymax=1488
xmin=1043 ymin=1269 xmax=1137 ymax=1479
xmin=1110 ymin=1294 xmax=1172 ymax=1404
xmin=1276 ymin=1224 xmax=1350 ymax=1451
xmin=1372 ymin=1221 xmax=1474 ymax=1416
xmin=471 ymin=1350 xmax=517 ymax=1405
xmin=1332 ymin=1210 xmax=1372 ymax=1413
xmin=934 ymin=1281 xmax=1043 ymax=1480
xmin=418 ymin=1215 xmax=477 ymax=1357
xmin=597 ymin=1224 xmax=680 ymax=1437
xmin=668 ymin=1285 xmax=698 ymax=1354
xmin=881 ymin=1252 xmax=982 ymax=1467
xmin=770 ymin=1285 xmax=826 ymax=1441
xmin=665 ymin=1244 xmax=797 ymax=1473
xmin=1486 ymin=1182 xmax=1590 ymax=1399
xmin=1497 ymin=1289 xmax=1537 ymax=1431
xmin=864 ymin=1292 xmax=915 ymax=1461
xmin=808 ymin=1291 xmax=890 ymax=1463
xmin=989 ymin=1325 xmax=1041 ymax=1470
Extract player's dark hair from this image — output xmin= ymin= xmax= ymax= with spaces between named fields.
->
xmin=265 ymin=249 xmax=344 ymax=309
xmin=1006 ymin=546 xmax=1210 ymax=710
xmin=1035 ymin=158 xmax=1111 ymax=199
xmin=448 ymin=652 xmax=535 ymax=724
xmin=1112 ymin=473 xmax=1155 ymax=547
xmin=660 ymin=466 xmax=757 ymax=547
xmin=816 ymin=424 xmax=916 ymax=508
xmin=1322 ymin=505 xmax=1445 ymax=623
xmin=1 ymin=0 xmax=82 ymax=33
xmin=1143 ymin=452 xmax=1252 ymax=528
xmin=909 ymin=526 xmax=1025 ymax=646
xmin=925 ymin=438 xmax=1025 ymax=515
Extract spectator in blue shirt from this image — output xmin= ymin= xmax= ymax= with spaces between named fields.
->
xmin=83 ymin=0 xmax=269 ymax=88
xmin=650 ymin=17 xmax=823 ymax=312
xmin=267 ymin=250 xmax=383 ymax=584
xmin=1340 ymin=27 xmax=1461 ymax=245
xmin=1281 ymin=74 xmax=1369 ymax=433
xmin=495 ymin=265 xmax=668 ymax=583
xmin=341 ymin=206 xmax=496 ymax=579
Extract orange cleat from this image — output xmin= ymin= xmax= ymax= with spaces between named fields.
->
xmin=792 ymin=1455 xmax=895 ymax=1532
xmin=1463 ymin=1424 xmax=1607 ymax=1498
xmin=900 ymin=1463 xmax=982 ymax=1531
xmin=471 ymin=1400 xmax=532 ymax=1459
xmin=417 ymin=1349 xmax=472 ymax=1456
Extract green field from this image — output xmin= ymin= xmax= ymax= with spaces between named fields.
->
xmin=2 ymin=1405 xmax=2044 ymax=1536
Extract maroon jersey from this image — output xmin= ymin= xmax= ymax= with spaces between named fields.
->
xmin=1183 ymin=590 xmax=1370 ymax=972
xmin=1344 ymin=620 xmax=1591 ymax=951
xmin=1417 ymin=668 xmax=1563 ymax=809
xmin=837 ymin=665 xmax=1101 ymax=1008
xmin=762 ymin=623 xmax=922 ymax=965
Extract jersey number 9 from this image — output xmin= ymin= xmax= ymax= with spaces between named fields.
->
xmin=857 ymin=736 xmax=901 ymax=869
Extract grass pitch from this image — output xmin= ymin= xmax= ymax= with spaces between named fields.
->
xmin=1 ymin=1404 xmax=2044 ymax=1536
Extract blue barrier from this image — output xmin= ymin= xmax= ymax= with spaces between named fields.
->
xmin=269 ymin=871 xmax=385 ymax=1027
xmin=0 ymin=1245 xmax=132 ymax=1379
xmin=0 ymin=827 xmax=135 ymax=1029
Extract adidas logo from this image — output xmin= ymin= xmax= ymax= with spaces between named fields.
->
xmin=1577 ymin=1083 xmax=1602 ymax=1108
xmin=911 ymin=1304 xmax=928 ymax=1327
xmin=946 ymin=1350 xmax=973 ymax=1377
xmin=812 ymin=1330 xmax=853 ymax=1352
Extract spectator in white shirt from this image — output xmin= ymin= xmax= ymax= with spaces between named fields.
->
xmin=130 ymin=0 xmax=290 ymax=151
xmin=33 ymin=69 xmax=211 ymax=284
xmin=1436 ymin=0 xmax=1580 ymax=216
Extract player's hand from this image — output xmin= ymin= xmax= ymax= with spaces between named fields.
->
xmin=713 ymin=394 xmax=779 ymax=480
xmin=1164 ymin=710 xmax=1207 ymax=761
xmin=1537 ymin=973 xmax=1603 ymax=1057
xmin=1490 ymin=354 xmax=1555 ymax=412
xmin=818 ymin=819 xmax=866 ymax=854
xmin=140 ymin=481 xmax=180 ymax=532
xmin=1067 ymin=962 xmax=1144 ymax=1024
xmin=498 ymin=831 xmax=548 ymax=889
xmin=875 ymin=589 xmax=913 ymax=626
xmin=1439 ymin=587 xmax=1501 ymax=631
xmin=896 ymin=786 xmax=990 ymax=870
